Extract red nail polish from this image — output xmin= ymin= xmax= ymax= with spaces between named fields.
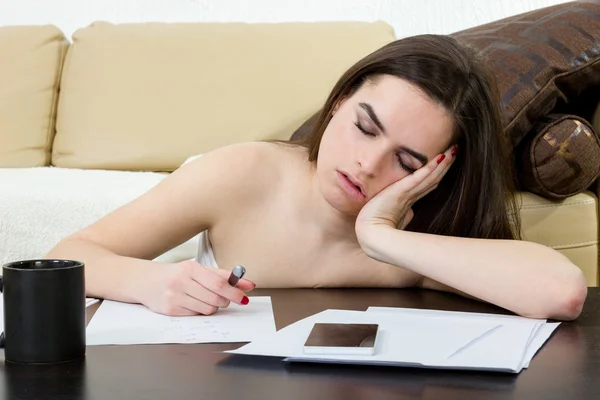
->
xmin=241 ymin=296 xmax=249 ymax=305
xmin=437 ymin=154 xmax=446 ymax=164
xmin=451 ymin=145 xmax=458 ymax=157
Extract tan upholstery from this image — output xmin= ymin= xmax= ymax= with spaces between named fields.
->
xmin=519 ymin=190 xmax=598 ymax=286
xmin=53 ymin=21 xmax=395 ymax=171
xmin=0 ymin=25 xmax=68 ymax=167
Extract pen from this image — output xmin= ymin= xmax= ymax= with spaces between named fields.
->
xmin=227 ymin=265 xmax=246 ymax=287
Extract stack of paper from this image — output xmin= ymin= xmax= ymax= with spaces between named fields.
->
xmin=85 ymin=296 xmax=276 ymax=345
xmin=226 ymin=307 xmax=560 ymax=373
xmin=86 ymin=297 xmax=99 ymax=308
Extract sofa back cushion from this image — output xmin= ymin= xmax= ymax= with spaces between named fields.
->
xmin=0 ymin=25 xmax=68 ymax=167
xmin=52 ymin=21 xmax=395 ymax=171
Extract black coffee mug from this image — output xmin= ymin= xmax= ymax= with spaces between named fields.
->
xmin=0 ymin=259 xmax=86 ymax=364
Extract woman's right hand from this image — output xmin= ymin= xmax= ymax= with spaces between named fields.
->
xmin=139 ymin=260 xmax=256 ymax=316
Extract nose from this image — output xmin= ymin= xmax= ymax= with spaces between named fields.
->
xmin=356 ymin=142 xmax=386 ymax=177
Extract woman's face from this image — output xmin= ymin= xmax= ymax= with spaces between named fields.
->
xmin=316 ymin=74 xmax=454 ymax=215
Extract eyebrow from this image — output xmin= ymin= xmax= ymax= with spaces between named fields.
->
xmin=399 ymin=146 xmax=428 ymax=165
xmin=359 ymin=102 xmax=385 ymax=133
xmin=358 ymin=102 xmax=429 ymax=165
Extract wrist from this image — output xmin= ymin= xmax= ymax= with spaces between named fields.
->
xmin=128 ymin=260 xmax=164 ymax=305
xmin=356 ymin=224 xmax=397 ymax=263
xmin=95 ymin=257 xmax=163 ymax=305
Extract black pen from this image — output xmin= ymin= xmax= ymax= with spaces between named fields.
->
xmin=227 ymin=265 xmax=246 ymax=287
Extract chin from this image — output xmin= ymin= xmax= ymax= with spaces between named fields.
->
xmin=321 ymin=188 xmax=361 ymax=217
xmin=316 ymin=165 xmax=362 ymax=216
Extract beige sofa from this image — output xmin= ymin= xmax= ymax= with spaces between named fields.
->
xmin=1 ymin=21 xmax=599 ymax=286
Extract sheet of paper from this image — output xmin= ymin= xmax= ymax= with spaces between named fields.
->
xmin=366 ymin=306 xmax=548 ymax=323
xmin=523 ymin=322 xmax=561 ymax=367
xmin=366 ymin=306 xmax=559 ymax=372
xmin=227 ymin=309 xmax=502 ymax=367
xmin=86 ymin=298 xmax=99 ymax=308
xmin=86 ymin=296 xmax=276 ymax=345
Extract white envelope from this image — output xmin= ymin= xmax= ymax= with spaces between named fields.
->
xmin=366 ymin=306 xmax=560 ymax=371
xmin=226 ymin=307 xmax=560 ymax=373
xmin=226 ymin=309 xmax=514 ymax=370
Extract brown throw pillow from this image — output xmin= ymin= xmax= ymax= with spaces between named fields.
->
xmin=452 ymin=1 xmax=600 ymax=148
xmin=452 ymin=1 xmax=600 ymax=197
xmin=517 ymin=114 xmax=600 ymax=198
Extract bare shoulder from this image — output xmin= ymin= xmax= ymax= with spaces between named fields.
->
xmin=187 ymin=141 xmax=286 ymax=174
xmin=183 ymin=141 xmax=307 ymax=200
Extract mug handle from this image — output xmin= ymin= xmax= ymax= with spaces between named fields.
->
xmin=0 ymin=275 xmax=4 ymax=348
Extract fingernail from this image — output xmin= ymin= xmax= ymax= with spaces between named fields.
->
xmin=241 ymin=296 xmax=249 ymax=305
xmin=451 ymin=145 xmax=458 ymax=157
xmin=437 ymin=154 xmax=446 ymax=164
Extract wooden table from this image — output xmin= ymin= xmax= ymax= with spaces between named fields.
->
xmin=2 ymin=288 xmax=599 ymax=400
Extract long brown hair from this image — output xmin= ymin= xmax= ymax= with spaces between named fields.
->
xmin=291 ymin=34 xmax=521 ymax=240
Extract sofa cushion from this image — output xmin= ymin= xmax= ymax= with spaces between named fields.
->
xmin=452 ymin=1 xmax=600 ymax=197
xmin=0 ymin=167 xmax=198 ymax=266
xmin=53 ymin=21 xmax=395 ymax=171
xmin=517 ymin=114 xmax=600 ymax=198
xmin=518 ymin=190 xmax=598 ymax=286
xmin=0 ymin=25 xmax=68 ymax=167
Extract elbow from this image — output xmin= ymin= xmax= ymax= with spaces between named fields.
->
xmin=45 ymin=235 xmax=80 ymax=258
xmin=520 ymin=263 xmax=588 ymax=321
xmin=550 ymin=267 xmax=588 ymax=321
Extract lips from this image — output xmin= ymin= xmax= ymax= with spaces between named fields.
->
xmin=345 ymin=173 xmax=365 ymax=196
xmin=337 ymin=171 xmax=366 ymax=201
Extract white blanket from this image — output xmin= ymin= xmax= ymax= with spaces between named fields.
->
xmin=0 ymin=166 xmax=199 ymax=265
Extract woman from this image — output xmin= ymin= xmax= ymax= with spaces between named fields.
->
xmin=46 ymin=34 xmax=587 ymax=321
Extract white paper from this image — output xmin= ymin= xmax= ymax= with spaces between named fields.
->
xmin=522 ymin=322 xmax=561 ymax=367
xmin=86 ymin=298 xmax=99 ymax=308
xmin=227 ymin=306 xmax=561 ymax=373
xmin=366 ymin=306 xmax=560 ymax=372
xmin=227 ymin=309 xmax=502 ymax=367
xmin=86 ymin=296 xmax=276 ymax=345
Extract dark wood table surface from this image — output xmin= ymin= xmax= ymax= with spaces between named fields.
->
xmin=1 ymin=287 xmax=599 ymax=400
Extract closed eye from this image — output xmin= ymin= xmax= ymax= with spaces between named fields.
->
xmin=355 ymin=120 xmax=417 ymax=173
xmin=354 ymin=120 xmax=375 ymax=136
xmin=397 ymin=154 xmax=417 ymax=174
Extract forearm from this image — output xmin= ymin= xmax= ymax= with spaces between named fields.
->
xmin=46 ymin=238 xmax=161 ymax=303
xmin=361 ymin=227 xmax=587 ymax=320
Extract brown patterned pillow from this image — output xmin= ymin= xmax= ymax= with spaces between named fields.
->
xmin=452 ymin=1 xmax=600 ymax=148
xmin=517 ymin=114 xmax=600 ymax=198
xmin=452 ymin=1 xmax=600 ymax=196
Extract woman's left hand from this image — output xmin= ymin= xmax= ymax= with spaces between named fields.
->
xmin=355 ymin=145 xmax=457 ymax=241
